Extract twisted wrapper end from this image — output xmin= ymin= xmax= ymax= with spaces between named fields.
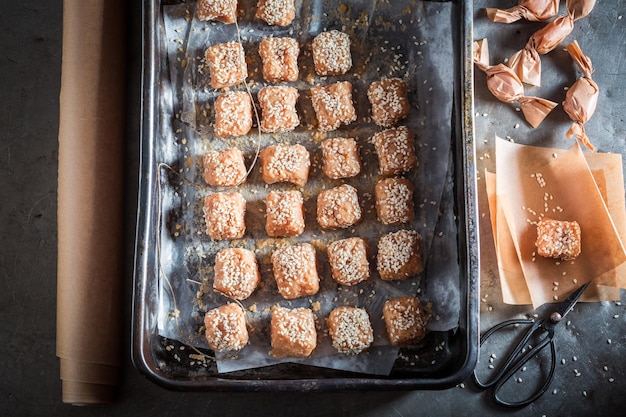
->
xmin=519 ymin=96 xmax=558 ymax=128
xmin=566 ymin=121 xmax=596 ymax=151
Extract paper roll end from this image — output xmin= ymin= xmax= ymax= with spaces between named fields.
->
xmin=62 ymin=380 xmax=117 ymax=406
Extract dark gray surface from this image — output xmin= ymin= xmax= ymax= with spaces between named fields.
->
xmin=0 ymin=1 xmax=624 ymax=416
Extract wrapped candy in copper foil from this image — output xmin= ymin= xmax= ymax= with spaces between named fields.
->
xmin=509 ymin=0 xmax=596 ymax=86
xmin=563 ymin=40 xmax=598 ymax=151
xmin=474 ymin=39 xmax=557 ymax=128
xmin=486 ymin=0 xmax=559 ymax=23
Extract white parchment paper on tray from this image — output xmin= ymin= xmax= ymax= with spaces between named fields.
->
xmin=156 ymin=0 xmax=460 ymax=375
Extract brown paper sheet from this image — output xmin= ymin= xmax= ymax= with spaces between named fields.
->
xmin=486 ymin=0 xmax=559 ymax=24
xmin=489 ymin=137 xmax=626 ymax=307
xmin=474 ymin=39 xmax=557 ymax=128
xmin=57 ymin=0 xmax=126 ymax=405
xmin=508 ymin=0 xmax=596 ymax=86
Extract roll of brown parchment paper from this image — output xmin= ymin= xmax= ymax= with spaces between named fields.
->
xmin=57 ymin=0 xmax=126 ymax=405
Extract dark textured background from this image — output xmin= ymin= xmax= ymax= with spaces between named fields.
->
xmin=0 ymin=1 xmax=624 ymax=416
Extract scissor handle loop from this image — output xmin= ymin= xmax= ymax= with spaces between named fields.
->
xmin=473 ymin=318 xmax=536 ymax=389
xmin=492 ymin=337 xmax=557 ymax=408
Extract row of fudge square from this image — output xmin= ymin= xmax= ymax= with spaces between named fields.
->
xmin=207 ymin=32 xmax=355 ymax=88
xmin=212 ymin=233 xmax=423 ymax=302
xmin=212 ymin=78 xmax=410 ymax=137
xmin=199 ymin=0 xmax=298 ymax=28
xmin=206 ymin=127 xmax=417 ymax=187
xmin=205 ymin=297 xmax=429 ymax=358
xmin=204 ymin=179 xmax=414 ymax=239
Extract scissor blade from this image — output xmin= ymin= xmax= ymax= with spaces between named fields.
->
xmin=554 ymin=282 xmax=591 ymax=320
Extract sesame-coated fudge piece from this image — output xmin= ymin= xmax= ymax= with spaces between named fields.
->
xmin=310 ymin=81 xmax=357 ymax=132
xmin=376 ymin=229 xmax=423 ymax=281
xmin=256 ymin=0 xmax=295 ymax=26
xmin=271 ymin=243 xmax=319 ymax=299
xmin=320 ymin=137 xmax=361 ymax=179
xmin=327 ymin=237 xmax=370 ymax=286
xmin=214 ymin=91 xmax=252 ymax=138
xmin=202 ymin=147 xmax=247 ymax=187
xmin=204 ymin=303 xmax=248 ymax=351
xmin=374 ymin=177 xmax=415 ymax=225
xmin=382 ymin=296 xmax=429 ymax=346
xmin=196 ymin=0 xmax=237 ymax=24
xmin=270 ymin=307 xmax=317 ymax=358
xmin=327 ymin=306 xmax=373 ymax=355
xmin=265 ymin=190 xmax=305 ymax=237
xmin=535 ymin=218 xmax=581 ymax=261
xmin=371 ymin=126 xmax=417 ymax=176
xmin=311 ymin=30 xmax=352 ymax=76
xmin=367 ymin=78 xmax=410 ymax=127
xmin=258 ymin=86 xmax=300 ymax=133
xmin=203 ymin=192 xmax=246 ymax=240
xmin=259 ymin=37 xmax=299 ymax=83
xmin=205 ymin=41 xmax=247 ymax=89
xmin=259 ymin=144 xmax=310 ymax=187
xmin=213 ymin=248 xmax=261 ymax=300
xmin=316 ymin=184 xmax=361 ymax=229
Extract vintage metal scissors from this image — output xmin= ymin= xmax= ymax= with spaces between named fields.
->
xmin=472 ymin=282 xmax=590 ymax=408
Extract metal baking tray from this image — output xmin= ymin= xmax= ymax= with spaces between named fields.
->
xmin=132 ymin=0 xmax=479 ymax=390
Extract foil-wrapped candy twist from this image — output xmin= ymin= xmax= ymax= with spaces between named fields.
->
xmin=563 ymin=40 xmax=598 ymax=151
xmin=473 ymin=39 xmax=557 ymax=128
xmin=486 ymin=0 xmax=559 ymax=24
xmin=509 ymin=0 xmax=596 ymax=86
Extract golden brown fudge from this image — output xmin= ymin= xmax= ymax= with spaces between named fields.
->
xmin=259 ymin=37 xmax=299 ymax=83
xmin=327 ymin=237 xmax=370 ymax=286
xmin=203 ymin=192 xmax=246 ymax=240
xmin=265 ymin=190 xmax=305 ymax=237
xmin=535 ymin=218 xmax=581 ymax=260
xmin=371 ymin=126 xmax=417 ymax=176
xmin=214 ymin=91 xmax=252 ymax=138
xmin=311 ymin=30 xmax=352 ymax=76
xmin=196 ymin=0 xmax=237 ymax=24
xmin=258 ymin=86 xmax=300 ymax=133
xmin=259 ymin=144 xmax=310 ymax=187
xmin=271 ymin=243 xmax=319 ymax=299
xmin=310 ymin=81 xmax=357 ymax=132
xmin=204 ymin=303 xmax=248 ymax=351
xmin=377 ymin=229 xmax=423 ymax=280
xmin=321 ymin=137 xmax=361 ymax=179
xmin=367 ymin=78 xmax=410 ymax=127
xmin=382 ymin=296 xmax=429 ymax=346
xmin=213 ymin=248 xmax=261 ymax=300
xmin=374 ymin=177 xmax=415 ymax=225
xmin=202 ymin=147 xmax=247 ymax=187
xmin=270 ymin=307 xmax=317 ymax=358
xmin=205 ymin=42 xmax=247 ymax=89
xmin=316 ymin=184 xmax=361 ymax=229
xmin=256 ymin=0 xmax=295 ymax=26
xmin=327 ymin=306 xmax=373 ymax=355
